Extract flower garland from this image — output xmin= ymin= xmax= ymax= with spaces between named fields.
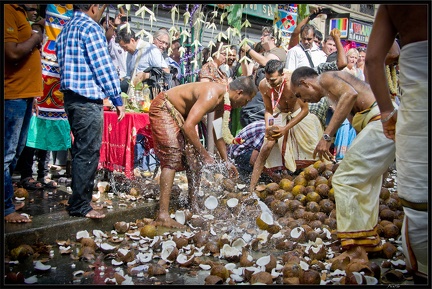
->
xmin=222 ymin=90 xmax=244 ymax=145
xmin=386 ymin=65 xmax=398 ymax=97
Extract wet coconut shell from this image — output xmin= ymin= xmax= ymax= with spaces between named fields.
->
xmin=250 ymin=271 xmax=273 ymax=285
xmin=319 ymin=199 xmax=335 ymax=214
xmin=10 ymin=245 xmax=34 ymax=261
xmin=315 ymin=183 xmax=329 ymax=198
xmin=306 ymin=201 xmax=320 ymax=213
xmin=368 ymin=261 xmax=381 ymax=280
xmin=240 ymin=248 xmax=254 ymax=267
xmin=114 ymin=221 xmax=130 ymax=234
xmin=210 ymin=264 xmax=229 ymax=281
xmin=14 ymin=188 xmax=29 ymax=198
xmin=383 ymin=223 xmax=400 ymax=238
xmin=300 ymin=269 xmax=321 ymax=284
xmin=148 ymin=264 xmax=166 ymax=276
xmin=379 ymin=187 xmax=390 ymax=200
xmin=222 ymin=178 xmax=236 ymax=191
xmin=379 ymin=208 xmax=395 ymax=221
xmin=204 ymin=275 xmax=224 ymax=285
xmin=382 ymin=242 xmax=398 ymax=259
xmin=303 ymin=166 xmax=319 ymax=181
xmin=282 ymin=261 xmax=304 ymax=278
xmin=80 ymin=238 xmax=97 ymax=249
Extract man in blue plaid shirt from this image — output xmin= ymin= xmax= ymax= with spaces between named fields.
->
xmin=56 ymin=4 xmax=125 ymax=219
xmin=228 ymin=120 xmax=279 ymax=183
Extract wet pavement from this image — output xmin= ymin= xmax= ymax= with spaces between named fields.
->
xmin=4 ymin=167 xmax=423 ymax=286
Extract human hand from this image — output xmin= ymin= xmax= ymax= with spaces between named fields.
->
xmin=114 ymin=14 xmax=122 ymax=26
xmin=116 ymin=105 xmax=126 ymax=121
xmin=309 ymin=7 xmax=323 ymax=20
xmin=381 ymin=112 xmax=397 ymax=141
xmin=330 ymin=28 xmax=341 ymax=39
xmin=225 ymin=161 xmax=239 ymax=179
xmin=242 ymin=44 xmax=251 ymax=53
xmin=313 ymin=139 xmax=334 ymax=161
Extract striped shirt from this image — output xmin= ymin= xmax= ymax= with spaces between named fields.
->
xmin=56 ymin=11 xmax=122 ymax=106
xmin=228 ymin=120 xmax=266 ymax=159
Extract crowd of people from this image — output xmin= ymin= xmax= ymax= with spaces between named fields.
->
xmin=4 ymin=3 xmax=428 ymax=283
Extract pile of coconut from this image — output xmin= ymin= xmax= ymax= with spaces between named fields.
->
xmin=7 ymin=161 xmax=408 ymax=285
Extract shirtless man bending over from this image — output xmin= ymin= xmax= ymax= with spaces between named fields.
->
xmin=291 ymin=67 xmax=396 ymax=253
xmin=248 ymin=59 xmax=323 ymax=192
xmin=149 ymin=76 xmax=257 ymax=228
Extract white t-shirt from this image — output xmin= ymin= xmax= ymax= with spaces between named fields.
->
xmin=108 ymin=37 xmax=127 ymax=79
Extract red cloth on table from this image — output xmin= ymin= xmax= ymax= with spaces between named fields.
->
xmin=99 ymin=111 xmax=150 ymax=178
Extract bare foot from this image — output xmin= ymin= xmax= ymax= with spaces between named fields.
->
xmin=152 ymin=217 xmax=186 ymax=229
xmin=15 ymin=202 xmax=25 ymax=211
xmin=5 ymin=212 xmax=32 ymax=223
xmin=90 ymin=202 xmax=103 ymax=210
xmin=85 ymin=209 xmax=105 ymax=219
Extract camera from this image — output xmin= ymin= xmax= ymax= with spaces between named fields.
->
xmin=121 ymin=16 xmax=131 ymax=22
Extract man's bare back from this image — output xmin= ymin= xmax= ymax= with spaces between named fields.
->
xmin=319 ymin=71 xmax=376 ymax=115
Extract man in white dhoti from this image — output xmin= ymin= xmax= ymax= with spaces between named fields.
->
xmin=291 ymin=67 xmax=396 ymax=253
xmin=366 ymin=4 xmax=428 ymax=284
xmin=248 ymin=60 xmax=323 ymax=192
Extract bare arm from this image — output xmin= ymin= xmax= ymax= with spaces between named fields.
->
xmin=330 ymin=28 xmax=347 ymax=70
xmin=288 ymin=16 xmax=310 ymax=50
xmin=242 ymin=43 xmax=278 ymax=67
xmin=365 ymin=5 xmax=398 ymax=140
xmin=314 ymin=74 xmax=358 ymax=160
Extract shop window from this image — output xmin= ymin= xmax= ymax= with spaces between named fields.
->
xmin=360 ymin=4 xmax=375 ymax=16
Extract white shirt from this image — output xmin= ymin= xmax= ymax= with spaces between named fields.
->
xmin=285 ymin=42 xmax=327 ymax=72
xmin=108 ymin=37 xmax=128 ymax=79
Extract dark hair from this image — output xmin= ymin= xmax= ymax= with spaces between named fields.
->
xmin=73 ymin=4 xmax=92 ymax=11
xmin=230 ymin=76 xmax=258 ymax=97
xmin=323 ymin=34 xmax=334 ymax=43
xmin=253 ymin=42 xmax=264 ymax=54
xmin=291 ymin=66 xmax=318 ymax=87
xmin=201 ymin=47 xmax=210 ymax=65
xmin=300 ymin=24 xmax=316 ymax=37
xmin=264 ymin=59 xmax=284 ymax=75
xmin=262 ymin=26 xmax=282 ymax=47
xmin=115 ymin=28 xmax=136 ymax=44
xmin=315 ymin=30 xmax=323 ymax=41
xmin=100 ymin=16 xmax=114 ymax=25
xmin=210 ymin=41 xmax=228 ymax=57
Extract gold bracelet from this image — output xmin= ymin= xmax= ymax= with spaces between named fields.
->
xmin=381 ymin=107 xmax=397 ymax=123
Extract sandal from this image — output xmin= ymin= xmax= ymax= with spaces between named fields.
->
xmin=20 ymin=177 xmax=44 ymax=190
xmin=38 ymin=177 xmax=60 ymax=189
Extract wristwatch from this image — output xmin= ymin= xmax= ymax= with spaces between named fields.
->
xmin=322 ymin=133 xmax=333 ymax=142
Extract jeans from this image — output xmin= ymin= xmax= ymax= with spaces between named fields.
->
xmin=4 ymin=98 xmax=34 ymax=216
xmin=64 ymin=92 xmax=103 ymax=216
xmin=134 ymin=134 xmax=158 ymax=171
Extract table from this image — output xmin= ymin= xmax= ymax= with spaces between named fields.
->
xmin=99 ymin=111 xmax=150 ymax=178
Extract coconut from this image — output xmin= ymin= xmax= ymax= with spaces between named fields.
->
xmin=313 ymin=211 xmax=327 ymax=223
xmin=287 ymin=199 xmax=302 ymax=212
xmin=379 ymin=208 xmax=395 ymax=221
xmin=309 ymin=220 xmax=323 ymax=230
xmin=293 ymin=175 xmax=308 ymax=187
xmin=393 ymin=218 xmax=403 ymax=230
xmin=256 ymin=211 xmax=274 ymax=230
xmin=382 ymin=242 xmax=397 ymax=259
xmin=275 ymin=239 xmax=296 ymax=251
xmin=147 ymin=264 xmax=166 ymax=276
xmin=290 ymin=227 xmax=306 ymax=243
xmin=204 ymin=196 xmax=218 ymax=210
xmin=383 ymin=223 xmax=399 ymax=238
xmin=313 ymin=160 xmax=326 ymax=173
xmin=173 ymin=236 xmax=189 ymax=249
xmin=292 ymin=208 xmax=306 ymax=220
xmin=80 ymin=237 xmax=97 ymax=249
xmin=192 ymin=230 xmax=209 ymax=248
xmin=291 ymin=185 xmax=306 ymax=196
xmin=266 ymin=182 xmax=280 ymax=193
xmin=189 ymin=216 xmax=207 ymax=230
xmin=204 ymin=275 xmax=224 ymax=285
xmin=306 ymin=191 xmax=321 ymax=203
xmin=140 ymin=224 xmax=157 ymax=238
xmin=303 ymin=166 xmax=319 ymax=181
xmin=14 ymin=188 xmax=29 ymax=198
xmin=10 ymin=245 xmax=34 ymax=261
xmin=318 ymin=199 xmax=334 ymax=214
xmin=264 ymin=195 xmax=276 ymax=206
xmin=210 ymin=264 xmax=229 ymax=281
xmin=321 ymin=169 xmax=333 ymax=179
xmin=239 ymin=248 xmax=254 ymax=267
xmin=315 ymin=183 xmax=329 ymax=198
xmin=222 ymin=178 xmax=236 ymax=191
xmin=283 ymin=277 xmax=300 ymax=284
xmin=250 ymin=271 xmax=273 ymax=285
xmin=76 ymin=230 xmax=90 ymax=241
xmin=279 ymin=178 xmax=294 ymax=191
xmin=308 ymin=245 xmax=327 ymax=260
xmin=304 ymin=185 xmax=315 ymax=194
xmin=306 ymin=230 xmax=319 ymax=242
xmin=270 ymin=200 xmax=288 ymax=217
xmin=274 ymin=189 xmax=289 ymax=201
xmin=379 ymin=187 xmax=390 ymax=200
xmin=300 ymin=269 xmax=321 ymax=284
xmin=305 ymin=201 xmax=320 ymax=213
xmin=256 ymin=254 xmax=277 ymax=273
xmin=114 ymin=221 xmax=130 ymax=234
xmin=303 ymin=211 xmax=315 ymax=221
xmin=295 ymin=194 xmax=307 ymax=205
xmin=226 ymin=198 xmax=239 ymax=208
xmin=282 ymin=261 xmax=304 ymax=278
xmin=328 ymin=187 xmax=335 ymax=201
xmin=324 ymin=217 xmax=337 ymax=230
